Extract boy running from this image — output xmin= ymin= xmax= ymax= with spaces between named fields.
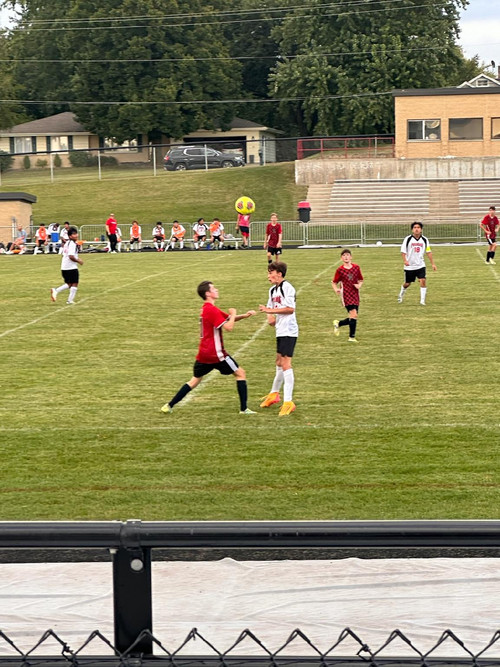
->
xmin=259 ymin=261 xmax=298 ymax=416
xmin=50 ymin=226 xmax=83 ymax=305
xmin=332 ymin=249 xmax=364 ymax=343
xmin=161 ymin=281 xmax=256 ymax=414
xmin=398 ymin=221 xmax=437 ymax=306
xmin=480 ymin=206 xmax=499 ymax=265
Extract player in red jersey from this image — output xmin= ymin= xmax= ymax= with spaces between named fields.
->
xmin=264 ymin=213 xmax=283 ymax=263
xmin=161 ymin=281 xmax=257 ymax=414
xmin=332 ymin=249 xmax=364 ymax=343
xmin=480 ymin=206 xmax=499 ymax=265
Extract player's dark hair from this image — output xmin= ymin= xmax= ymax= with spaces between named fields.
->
xmin=411 ymin=221 xmax=423 ymax=229
xmin=173 ymin=220 xmax=179 ymax=224
xmin=340 ymin=248 xmax=351 ymax=256
xmin=490 ymin=206 xmax=496 ymax=211
xmin=197 ymin=281 xmax=213 ymax=300
xmin=213 ymin=217 xmax=220 ymax=222
xmin=197 ymin=218 xmax=204 ymax=223
xmin=268 ymin=261 xmax=287 ymax=277
xmin=68 ymin=226 xmax=78 ymax=235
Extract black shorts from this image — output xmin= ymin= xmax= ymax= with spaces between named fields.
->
xmin=268 ymin=246 xmax=282 ymax=256
xmin=193 ymin=355 xmax=239 ymax=378
xmin=405 ymin=267 xmax=426 ymax=283
xmin=345 ymin=304 xmax=359 ymax=313
xmin=487 ymin=236 xmax=497 ymax=246
xmin=171 ymin=236 xmax=183 ymax=242
xmin=154 ymin=236 xmax=164 ymax=242
xmin=239 ymin=225 xmax=249 ymax=236
xmin=276 ymin=336 xmax=297 ymax=357
xmin=194 ymin=234 xmax=206 ymax=241
xmin=130 ymin=237 xmax=140 ymax=243
xmin=62 ymin=268 xmax=79 ymax=285
xmin=36 ymin=239 xmax=46 ymax=246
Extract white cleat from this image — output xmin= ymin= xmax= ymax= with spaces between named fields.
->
xmin=50 ymin=288 xmax=57 ymax=302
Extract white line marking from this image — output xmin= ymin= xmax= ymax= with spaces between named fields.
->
xmin=475 ymin=248 xmax=500 ymax=284
xmin=181 ymin=261 xmax=339 ymax=405
xmin=0 ymin=255 xmax=224 ymax=340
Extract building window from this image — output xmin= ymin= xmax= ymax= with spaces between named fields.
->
xmin=103 ymin=138 xmax=138 ymax=152
xmin=50 ymin=136 xmax=69 ymax=152
xmin=407 ymin=119 xmax=441 ymax=141
xmin=449 ymin=118 xmax=483 ymax=140
xmin=13 ymin=137 xmax=33 ymax=153
xmin=492 ymin=118 xmax=500 ymax=139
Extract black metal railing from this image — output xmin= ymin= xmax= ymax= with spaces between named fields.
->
xmin=2 ymin=520 xmax=500 ymax=666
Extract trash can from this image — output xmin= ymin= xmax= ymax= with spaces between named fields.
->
xmin=298 ymin=200 xmax=311 ymax=223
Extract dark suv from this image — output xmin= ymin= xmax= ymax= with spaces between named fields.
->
xmin=164 ymin=146 xmax=245 ymax=171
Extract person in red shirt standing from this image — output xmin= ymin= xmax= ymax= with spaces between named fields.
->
xmin=332 ymin=249 xmax=364 ymax=343
xmin=106 ymin=213 xmax=118 ymax=253
xmin=161 ymin=281 xmax=257 ymax=414
xmin=480 ymin=206 xmax=499 ymax=265
xmin=264 ymin=213 xmax=283 ymax=264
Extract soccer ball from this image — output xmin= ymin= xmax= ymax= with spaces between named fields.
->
xmin=235 ymin=196 xmax=255 ymax=215
xmin=376 ymin=241 xmax=383 ymax=247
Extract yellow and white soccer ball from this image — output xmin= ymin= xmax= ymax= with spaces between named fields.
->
xmin=235 ymin=196 xmax=255 ymax=215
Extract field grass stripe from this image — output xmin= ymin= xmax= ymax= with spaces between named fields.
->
xmin=0 ymin=254 xmax=226 ymax=340
xmin=475 ymin=247 xmax=500 ymax=283
xmin=181 ymin=260 xmax=340 ymax=405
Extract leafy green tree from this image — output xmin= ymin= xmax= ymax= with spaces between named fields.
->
xmin=4 ymin=0 xmax=243 ymax=140
xmin=269 ymin=0 xmax=476 ymax=135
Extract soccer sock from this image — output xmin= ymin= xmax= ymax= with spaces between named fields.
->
xmin=236 ymin=380 xmax=248 ymax=411
xmin=194 ymin=242 xmax=199 ymax=249
xmin=492 ymin=251 xmax=496 ymax=259
xmin=268 ymin=258 xmax=272 ymax=264
xmin=55 ymin=284 xmax=69 ymax=294
xmin=339 ymin=318 xmax=350 ymax=327
xmin=271 ymin=366 xmax=284 ymax=393
xmin=169 ymin=383 xmax=192 ymax=408
xmin=283 ymin=368 xmax=295 ymax=403
xmin=399 ymin=285 xmax=406 ymax=298
xmin=420 ymin=287 xmax=427 ymax=303
xmin=486 ymin=251 xmax=491 ymax=262
xmin=349 ymin=318 xmax=357 ymax=338
xmin=67 ymin=286 xmax=78 ymax=303
xmin=180 ymin=241 xmax=184 ymax=249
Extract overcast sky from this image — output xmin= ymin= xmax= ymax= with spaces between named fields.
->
xmin=459 ymin=0 xmax=500 ymax=71
xmin=0 ymin=1 xmax=498 ymax=73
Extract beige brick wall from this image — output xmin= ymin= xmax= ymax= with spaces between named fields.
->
xmin=395 ymin=94 xmax=500 ymax=158
xmin=0 ymin=201 xmax=33 ymax=245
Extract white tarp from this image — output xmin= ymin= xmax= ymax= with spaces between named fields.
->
xmin=0 ymin=558 xmax=499 ymax=658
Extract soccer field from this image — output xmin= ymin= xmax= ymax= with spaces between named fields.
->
xmin=1 ymin=245 xmax=499 ymax=521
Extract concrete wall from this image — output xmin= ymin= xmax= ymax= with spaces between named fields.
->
xmin=295 ymin=157 xmax=500 ymax=184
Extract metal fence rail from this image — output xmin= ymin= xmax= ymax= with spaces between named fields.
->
xmin=1 ymin=520 xmax=500 ymax=666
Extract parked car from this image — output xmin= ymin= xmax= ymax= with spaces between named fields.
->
xmin=163 ymin=146 xmax=245 ymax=171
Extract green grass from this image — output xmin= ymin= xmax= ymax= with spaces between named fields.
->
xmin=0 ymin=245 xmax=499 ymax=520
xmin=0 ymin=162 xmax=306 ymax=226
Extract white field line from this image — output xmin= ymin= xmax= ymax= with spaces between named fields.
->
xmin=0 ymin=422 xmax=497 ymax=434
xmin=0 ymin=254 xmax=226 ymax=340
xmin=475 ymin=247 xmax=500 ymax=284
xmin=181 ymin=261 xmax=340 ymax=405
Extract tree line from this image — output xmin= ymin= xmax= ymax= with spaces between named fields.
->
xmin=0 ymin=0 xmax=482 ymax=140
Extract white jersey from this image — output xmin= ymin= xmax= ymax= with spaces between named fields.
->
xmin=267 ymin=280 xmax=299 ymax=338
xmin=61 ymin=239 xmax=79 ymax=270
xmin=401 ymin=234 xmax=430 ymax=270
xmin=153 ymin=226 xmax=165 ymax=237
xmin=116 ymin=227 xmax=122 ymax=239
xmin=193 ymin=223 xmax=208 ymax=236
xmin=60 ymin=227 xmax=69 ymax=244
xmin=47 ymin=223 xmax=59 ymax=235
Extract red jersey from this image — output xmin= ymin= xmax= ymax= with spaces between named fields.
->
xmin=481 ymin=214 xmax=499 ymax=238
xmin=266 ymin=222 xmax=282 ymax=247
xmin=106 ymin=218 xmax=117 ymax=234
xmin=333 ymin=263 xmax=363 ymax=306
xmin=196 ymin=302 xmax=229 ymax=363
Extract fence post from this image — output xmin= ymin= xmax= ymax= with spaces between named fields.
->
xmin=50 ymin=153 xmax=54 ymax=183
xmin=97 ymin=151 xmax=102 ymax=181
xmin=152 ymin=144 xmax=157 ymax=177
xmin=112 ymin=520 xmax=153 ymax=655
xmin=204 ymin=144 xmax=208 ymax=171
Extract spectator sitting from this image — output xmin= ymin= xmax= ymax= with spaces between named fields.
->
xmin=7 ymin=225 xmax=27 ymax=254
xmin=34 ymin=223 xmax=48 ymax=254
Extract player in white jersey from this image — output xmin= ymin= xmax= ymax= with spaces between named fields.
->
xmin=58 ymin=221 xmax=70 ymax=254
xmin=258 ymin=261 xmax=298 ymax=416
xmin=50 ymin=227 xmax=83 ymax=305
xmin=398 ymin=221 xmax=437 ymax=306
xmin=192 ymin=218 xmax=208 ymax=249
xmin=152 ymin=223 xmax=165 ymax=251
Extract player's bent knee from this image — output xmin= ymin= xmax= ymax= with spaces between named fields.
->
xmin=234 ymin=368 xmax=246 ymax=380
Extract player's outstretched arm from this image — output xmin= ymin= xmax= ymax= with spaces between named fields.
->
xmin=234 ymin=310 xmax=256 ymax=321
xmin=222 ymin=308 xmax=237 ymax=332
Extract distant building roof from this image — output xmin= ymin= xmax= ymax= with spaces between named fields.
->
xmin=0 ymin=192 xmax=37 ymax=203
xmin=6 ymin=112 xmax=88 ymax=135
xmin=393 ymin=87 xmax=500 ymax=97
xmin=458 ymin=74 xmax=500 ymax=89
